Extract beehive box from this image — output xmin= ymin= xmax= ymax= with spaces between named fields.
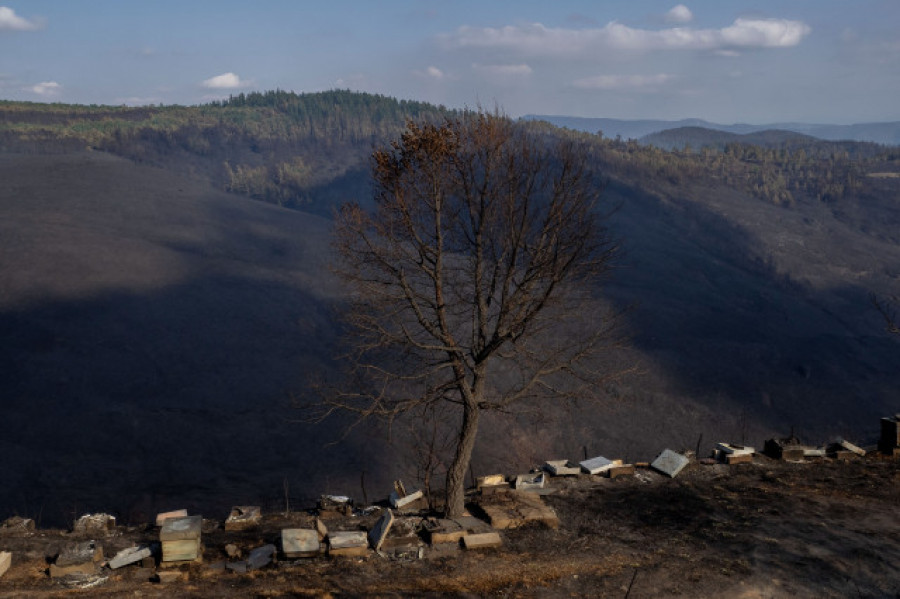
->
xmin=160 ymin=515 xmax=202 ymax=562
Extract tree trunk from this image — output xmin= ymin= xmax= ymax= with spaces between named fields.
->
xmin=444 ymin=401 xmax=481 ymax=517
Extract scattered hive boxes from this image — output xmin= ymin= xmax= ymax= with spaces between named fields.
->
xmin=328 ymin=531 xmax=369 ymax=557
xmin=475 ymin=490 xmax=559 ymax=530
xmin=389 ymin=481 xmax=427 ymax=511
xmin=108 ymin=545 xmax=153 ymax=569
xmin=425 ymin=516 xmax=492 ymax=545
xmin=282 ymin=529 xmax=320 ymax=558
xmin=246 ymin=544 xmax=275 ymax=570
xmin=476 ymin=474 xmax=509 ymax=489
xmin=763 ymin=438 xmax=808 ymax=461
xmin=155 ymin=509 xmax=188 ymax=527
xmin=714 ymin=443 xmax=755 ymax=464
xmin=607 ymin=463 xmax=635 ymax=478
xmin=543 ymin=460 xmax=581 ymax=476
xmin=72 ymin=513 xmax=116 ymax=536
xmin=0 ymin=516 xmax=34 ymax=533
xmin=651 ymin=449 xmax=689 ymax=478
xmin=49 ymin=541 xmax=104 ymax=579
xmin=224 ymin=506 xmax=261 ymax=531
xmin=580 ymin=455 xmax=619 ymax=475
xmin=514 ymin=472 xmax=545 ymax=491
xmin=368 ymin=509 xmax=394 ymax=551
xmin=827 ymin=439 xmax=866 ymax=459
xmin=318 ymin=495 xmax=353 ymax=518
xmin=390 ymin=489 xmax=426 ymax=511
xmin=462 ymin=532 xmax=502 ymax=550
xmin=160 ymin=515 xmax=202 ymax=563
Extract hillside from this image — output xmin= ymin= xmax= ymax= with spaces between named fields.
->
xmin=0 ymin=91 xmax=452 ymax=217
xmin=0 ymin=151 xmax=395 ymax=526
xmin=1 ymin=93 xmax=899 ymax=529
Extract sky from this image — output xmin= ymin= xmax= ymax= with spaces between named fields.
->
xmin=1 ymin=1 xmax=898 ymax=124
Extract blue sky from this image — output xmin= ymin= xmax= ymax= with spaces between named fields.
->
xmin=1 ymin=1 xmax=898 ymax=124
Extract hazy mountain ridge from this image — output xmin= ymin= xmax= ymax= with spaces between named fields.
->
xmin=639 ymin=126 xmax=817 ymax=151
xmin=524 ymin=114 xmax=900 ymax=146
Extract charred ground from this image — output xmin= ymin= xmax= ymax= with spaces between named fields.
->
xmin=1 ymin=455 xmax=899 ymax=597
xmin=0 ymin=94 xmax=899 ymax=528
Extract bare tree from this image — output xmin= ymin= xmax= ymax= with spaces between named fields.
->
xmin=319 ymin=111 xmax=625 ymax=517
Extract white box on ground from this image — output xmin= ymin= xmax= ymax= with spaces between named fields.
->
xmin=651 ymin=449 xmax=689 ymax=478
xmin=108 ymin=545 xmax=152 ymax=569
xmin=580 ymin=456 xmax=619 ymax=475
xmin=715 ymin=443 xmax=755 ymax=456
xmin=368 ymin=509 xmax=395 ymax=551
xmin=328 ymin=531 xmax=368 ymax=549
xmin=282 ymin=529 xmax=319 ymax=558
xmin=390 ymin=489 xmax=424 ymax=509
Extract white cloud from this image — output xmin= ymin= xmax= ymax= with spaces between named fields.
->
xmin=412 ymin=66 xmax=448 ymax=80
xmin=201 ymin=72 xmax=250 ymax=89
xmin=665 ymin=5 xmax=693 ymax=24
xmin=0 ymin=6 xmax=42 ymax=31
xmin=573 ymin=73 xmax=673 ymax=91
xmin=472 ymin=63 xmax=533 ymax=76
xmin=719 ymin=18 xmax=810 ymax=48
xmin=442 ymin=17 xmax=810 ymax=56
xmin=28 ymin=81 xmax=61 ymax=96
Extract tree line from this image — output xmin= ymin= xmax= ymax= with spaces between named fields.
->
xmin=1 ymin=92 xmax=897 ymax=215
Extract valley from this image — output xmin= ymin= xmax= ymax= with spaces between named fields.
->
xmin=0 ymin=93 xmax=898 ymax=529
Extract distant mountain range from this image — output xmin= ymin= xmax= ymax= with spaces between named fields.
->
xmin=637 ymin=127 xmax=889 ymax=156
xmin=522 ymin=115 xmax=900 ymax=146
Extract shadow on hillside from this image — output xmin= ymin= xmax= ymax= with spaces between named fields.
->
xmin=602 ymin=179 xmax=900 ymax=447
xmin=0 ymin=275 xmax=396 ymax=528
xmin=1 ymin=150 xmax=897 ymax=528
xmin=0 ymin=151 xmax=393 ymax=527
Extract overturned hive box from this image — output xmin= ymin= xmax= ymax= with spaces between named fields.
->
xmin=543 ymin=460 xmax=581 ymax=476
xmin=282 ymin=529 xmax=320 ymax=558
xmin=72 ymin=513 xmax=117 ymax=537
xmin=328 ymin=531 xmax=369 ymax=557
xmin=49 ymin=541 xmax=104 ymax=578
xmin=763 ymin=438 xmax=807 ymax=461
xmin=160 ymin=515 xmax=202 ymax=562
xmin=225 ymin=506 xmax=261 ymax=531
xmin=473 ymin=489 xmax=559 ymax=530
xmin=424 ymin=516 xmax=492 ymax=545
xmin=463 ymin=532 xmax=502 ymax=550
xmin=580 ymin=455 xmax=619 ymax=475
xmin=651 ymin=449 xmax=689 ymax=478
